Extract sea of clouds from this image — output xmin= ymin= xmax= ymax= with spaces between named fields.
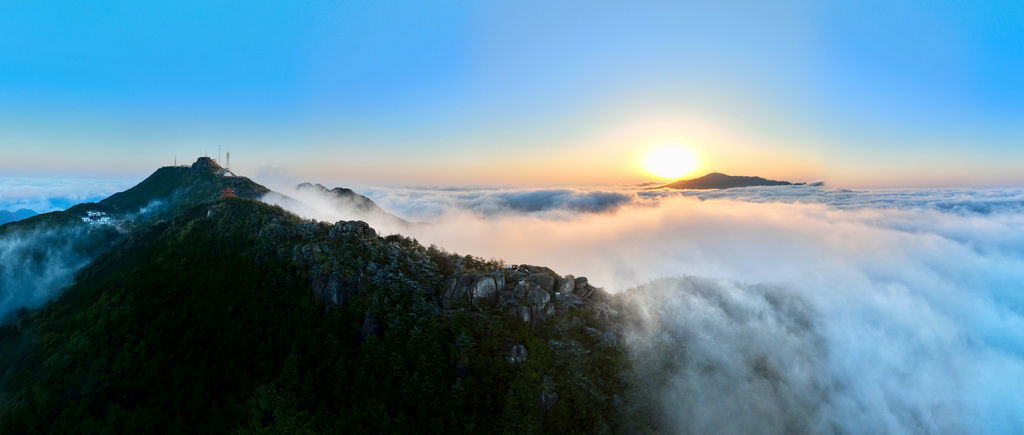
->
xmin=0 ymin=177 xmax=136 ymax=213
xmin=269 ymin=182 xmax=1024 ymax=433
xmin=4 ymin=172 xmax=1022 ymax=432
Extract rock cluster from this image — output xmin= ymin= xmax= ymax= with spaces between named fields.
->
xmin=441 ymin=264 xmax=606 ymax=327
xmin=328 ymin=220 xmax=377 ymax=239
xmin=540 ymin=376 xmax=559 ymax=412
xmin=440 ymin=272 xmax=504 ymax=310
xmin=311 ymin=272 xmax=363 ymax=307
xmin=190 ymin=156 xmax=223 ymax=173
xmin=505 ymin=344 xmax=529 ymax=366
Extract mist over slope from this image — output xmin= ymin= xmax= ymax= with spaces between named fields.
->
xmin=0 ymin=215 xmax=120 ymax=322
xmin=272 ymin=183 xmax=1024 ymax=433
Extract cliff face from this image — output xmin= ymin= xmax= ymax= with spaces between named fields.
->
xmin=0 ymin=198 xmax=648 ymax=433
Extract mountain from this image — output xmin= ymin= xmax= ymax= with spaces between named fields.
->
xmin=67 ymin=157 xmax=270 ymax=218
xmin=0 ymin=159 xmax=652 ymax=433
xmin=0 ymin=157 xmax=276 ymax=314
xmin=656 ymin=172 xmax=805 ymax=190
xmin=0 ymin=208 xmax=38 ymax=225
xmin=299 ymin=182 xmax=411 ymax=226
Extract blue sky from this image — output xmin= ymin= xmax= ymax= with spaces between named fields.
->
xmin=1 ymin=0 xmax=1022 ymax=187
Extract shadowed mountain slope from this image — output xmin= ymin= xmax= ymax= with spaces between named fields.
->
xmin=0 ymin=197 xmax=649 ymax=433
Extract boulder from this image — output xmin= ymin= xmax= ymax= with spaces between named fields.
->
xmin=573 ymin=276 xmax=588 ymax=290
xmin=492 ymin=272 xmax=505 ymax=292
xmin=507 ymin=270 xmax=528 ymax=283
xmin=575 ymin=283 xmax=596 ymax=299
xmin=526 ymin=285 xmax=551 ymax=306
xmin=518 ymin=264 xmax=557 ymax=276
xmin=513 ymin=281 xmax=529 ymax=301
xmin=540 ymin=376 xmax=558 ymax=412
xmin=505 ymin=344 xmax=529 ymax=366
xmin=470 ymin=276 xmax=498 ymax=310
xmin=444 ymin=275 xmax=476 ymax=309
xmin=512 ymin=306 xmax=532 ymax=324
xmin=526 ymin=273 xmax=555 ymax=291
xmin=555 ymin=277 xmax=575 ymax=294
xmin=533 ymin=302 xmax=556 ymax=323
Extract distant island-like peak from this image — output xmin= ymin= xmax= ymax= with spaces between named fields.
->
xmin=654 ymin=172 xmax=816 ymax=190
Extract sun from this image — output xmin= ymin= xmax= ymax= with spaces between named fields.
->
xmin=643 ymin=144 xmax=699 ymax=180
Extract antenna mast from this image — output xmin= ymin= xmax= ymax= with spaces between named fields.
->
xmin=226 ymin=152 xmax=230 ymax=172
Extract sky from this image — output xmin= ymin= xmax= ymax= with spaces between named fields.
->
xmin=1 ymin=0 xmax=1022 ymax=188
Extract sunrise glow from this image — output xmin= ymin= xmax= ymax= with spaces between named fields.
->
xmin=643 ymin=144 xmax=700 ymax=180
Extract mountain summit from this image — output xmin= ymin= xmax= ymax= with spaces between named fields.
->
xmin=655 ymin=172 xmax=806 ymax=190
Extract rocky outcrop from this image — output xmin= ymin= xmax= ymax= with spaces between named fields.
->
xmin=525 ymin=273 xmax=555 ymax=291
xmin=311 ymin=272 xmax=363 ymax=307
xmin=190 ymin=156 xmax=223 ymax=173
xmin=540 ymin=376 xmax=559 ymax=412
xmin=328 ymin=220 xmax=377 ymax=239
xmin=470 ymin=276 xmax=499 ymax=310
xmin=441 ymin=272 xmax=505 ymax=310
xmin=505 ymin=344 xmax=529 ymax=366
xmin=573 ymin=276 xmax=600 ymax=299
xmin=441 ymin=264 xmax=610 ymax=330
xmin=555 ymin=277 xmax=575 ymax=294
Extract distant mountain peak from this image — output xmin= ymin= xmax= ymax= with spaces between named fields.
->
xmin=0 ymin=208 xmax=39 ymax=225
xmin=655 ymin=172 xmax=806 ymax=190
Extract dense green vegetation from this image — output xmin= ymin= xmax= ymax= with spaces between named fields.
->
xmin=0 ymin=198 xmax=652 ymax=433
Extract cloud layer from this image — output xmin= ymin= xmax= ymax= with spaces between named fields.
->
xmin=0 ymin=178 xmax=136 ymax=213
xmin=267 ymin=182 xmax=1024 ymax=433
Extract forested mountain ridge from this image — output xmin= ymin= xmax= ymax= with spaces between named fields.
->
xmin=0 ymin=196 xmax=653 ymax=433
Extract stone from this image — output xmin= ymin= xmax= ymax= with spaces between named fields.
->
xmin=573 ymin=276 xmax=588 ymax=290
xmin=513 ymin=281 xmax=529 ymax=302
xmin=505 ymin=344 xmax=529 ymax=366
xmin=526 ymin=274 xmax=555 ymax=291
xmin=555 ymin=277 xmax=575 ymax=294
xmin=575 ymin=283 xmax=596 ymax=299
xmin=491 ymin=272 xmax=505 ymax=292
xmin=446 ymin=275 xmax=476 ymax=309
xmin=540 ymin=376 xmax=558 ymax=412
xmin=470 ymin=276 xmax=498 ymax=310
xmin=533 ymin=302 xmax=556 ymax=322
xmin=511 ymin=306 xmax=532 ymax=323
xmin=507 ymin=270 xmax=528 ymax=283
xmin=526 ymin=285 xmax=551 ymax=306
